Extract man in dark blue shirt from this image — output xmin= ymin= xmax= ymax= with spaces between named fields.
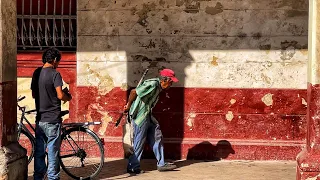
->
xmin=31 ymin=48 xmax=72 ymax=180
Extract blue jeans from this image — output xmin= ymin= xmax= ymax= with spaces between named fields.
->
xmin=34 ymin=122 xmax=61 ymax=180
xmin=128 ymin=115 xmax=165 ymax=170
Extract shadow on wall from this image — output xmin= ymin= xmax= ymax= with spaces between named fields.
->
xmin=186 ymin=140 xmax=235 ymax=161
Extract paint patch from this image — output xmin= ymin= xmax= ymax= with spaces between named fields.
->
xmin=261 ymin=93 xmax=273 ymax=106
xmin=84 ymin=64 xmax=115 ymax=95
xmin=230 ymin=99 xmax=236 ymax=105
xmin=226 ymin=111 xmax=234 ymax=121
xmin=302 ymin=98 xmax=307 ymax=106
xmin=205 ymin=2 xmax=223 ymax=15
xmin=211 ymin=56 xmax=219 ymax=66
xmin=306 ymin=176 xmax=320 ymax=180
xmin=86 ymin=103 xmax=113 ymax=136
xmin=187 ymin=113 xmax=196 ymax=129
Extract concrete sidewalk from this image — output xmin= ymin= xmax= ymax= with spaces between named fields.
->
xmin=28 ymin=159 xmax=296 ymax=180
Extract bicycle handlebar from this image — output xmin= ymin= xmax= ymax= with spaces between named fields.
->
xmin=62 ymin=121 xmax=101 ymax=128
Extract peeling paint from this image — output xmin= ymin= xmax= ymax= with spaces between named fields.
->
xmin=261 ymin=93 xmax=273 ymax=106
xmin=226 ymin=111 xmax=234 ymax=121
xmin=86 ymin=103 xmax=113 ymax=136
xmin=187 ymin=113 xmax=196 ymax=129
xmin=96 ymin=110 xmax=113 ymax=136
xmin=84 ymin=64 xmax=115 ymax=95
xmin=230 ymin=99 xmax=236 ymax=105
xmin=306 ymin=177 xmax=319 ymax=180
xmin=302 ymin=98 xmax=307 ymax=106
xmin=306 ymin=174 xmax=320 ymax=180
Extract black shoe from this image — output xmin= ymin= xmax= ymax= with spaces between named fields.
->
xmin=127 ymin=168 xmax=145 ymax=174
xmin=157 ymin=163 xmax=177 ymax=172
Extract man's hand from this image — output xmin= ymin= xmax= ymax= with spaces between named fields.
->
xmin=57 ymin=86 xmax=72 ymax=103
xmin=123 ymin=104 xmax=130 ymax=113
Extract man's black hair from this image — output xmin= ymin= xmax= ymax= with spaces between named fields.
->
xmin=42 ymin=47 xmax=61 ymax=64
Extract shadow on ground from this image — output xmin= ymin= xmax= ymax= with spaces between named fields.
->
xmin=28 ymin=140 xmax=235 ymax=179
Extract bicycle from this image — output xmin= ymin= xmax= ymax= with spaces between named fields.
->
xmin=17 ymin=96 xmax=105 ymax=179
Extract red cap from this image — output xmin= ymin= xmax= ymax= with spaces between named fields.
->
xmin=160 ymin=69 xmax=179 ymax=82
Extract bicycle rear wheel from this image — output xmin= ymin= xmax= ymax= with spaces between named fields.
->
xmin=59 ymin=127 xmax=104 ymax=180
xmin=18 ymin=130 xmax=35 ymax=164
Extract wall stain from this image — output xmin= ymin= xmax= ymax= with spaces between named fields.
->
xmin=131 ymin=7 xmax=137 ymax=15
xmin=132 ymin=55 xmax=152 ymax=62
xmin=205 ymin=2 xmax=223 ymax=15
xmin=159 ymin=0 xmax=166 ymax=7
xmin=259 ymin=44 xmax=271 ymax=50
xmin=286 ymin=10 xmax=308 ymax=17
xmin=280 ymin=41 xmax=300 ymax=61
xmin=132 ymin=55 xmax=167 ymax=62
xmin=162 ymin=15 xmax=169 ymax=21
xmin=277 ymin=1 xmax=307 ymax=11
xmin=146 ymin=29 xmax=152 ymax=34
xmin=237 ymin=32 xmax=247 ymax=39
xmin=136 ymin=3 xmax=156 ymax=27
xmin=261 ymin=73 xmax=271 ymax=85
xmin=211 ymin=56 xmax=219 ymax=66
xmin=252 ymin=32 xmax=262 ymax=40
xmin=176 ymin=0 xmax=184 ymax=7
xmin=184 ymin=1 xmax=200 ymax=13
xmin=139 ymin=39 xmax=156 ymax=49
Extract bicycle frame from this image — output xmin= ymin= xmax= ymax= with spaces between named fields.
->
xmin=17 ymin=104 xmax=36 ymax=142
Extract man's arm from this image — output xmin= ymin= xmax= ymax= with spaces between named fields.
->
xmin=54 ymin=72 xmax=72 ymax=102
xmin=124 ymin=89 xmax=137 ymax=112
xmin=56 ymin=86 xmax=72 ymax=101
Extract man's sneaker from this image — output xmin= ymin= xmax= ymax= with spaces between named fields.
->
xmin=127 ymin=168 xmax=145 ymax=174
xmin=157 ymin=163 xmax=177 ymax=172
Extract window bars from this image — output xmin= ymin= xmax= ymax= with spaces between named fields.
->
xmin=17 ymin=0 xmax=76 ymax=51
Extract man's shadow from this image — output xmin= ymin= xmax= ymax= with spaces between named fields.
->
xmin=175 ymin=140 xmax=235 ymax=168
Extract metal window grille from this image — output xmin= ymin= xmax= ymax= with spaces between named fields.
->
xmin=17 ymin=0 xmax=77 ymax=51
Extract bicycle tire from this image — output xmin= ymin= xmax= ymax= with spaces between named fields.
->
xmin=59 ymin=127 xmax=104 ymax=180
xmin=18 ymin=130 xmax=35 ymax=164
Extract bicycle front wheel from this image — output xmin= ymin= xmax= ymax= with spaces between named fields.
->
xmin=18 ymin=130 xmax=35 ymax=164
xmin=59 ymin=127 xmax=104 ymax=180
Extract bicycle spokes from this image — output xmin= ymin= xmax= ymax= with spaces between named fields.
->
xmin=59 ymin=129 xmax=104 ymax=179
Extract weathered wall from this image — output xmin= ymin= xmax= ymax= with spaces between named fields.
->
xmin=17 ymin=0 xmax=309 ymax=160
xmin=76 ymin=0 xmax=309 ymax=160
